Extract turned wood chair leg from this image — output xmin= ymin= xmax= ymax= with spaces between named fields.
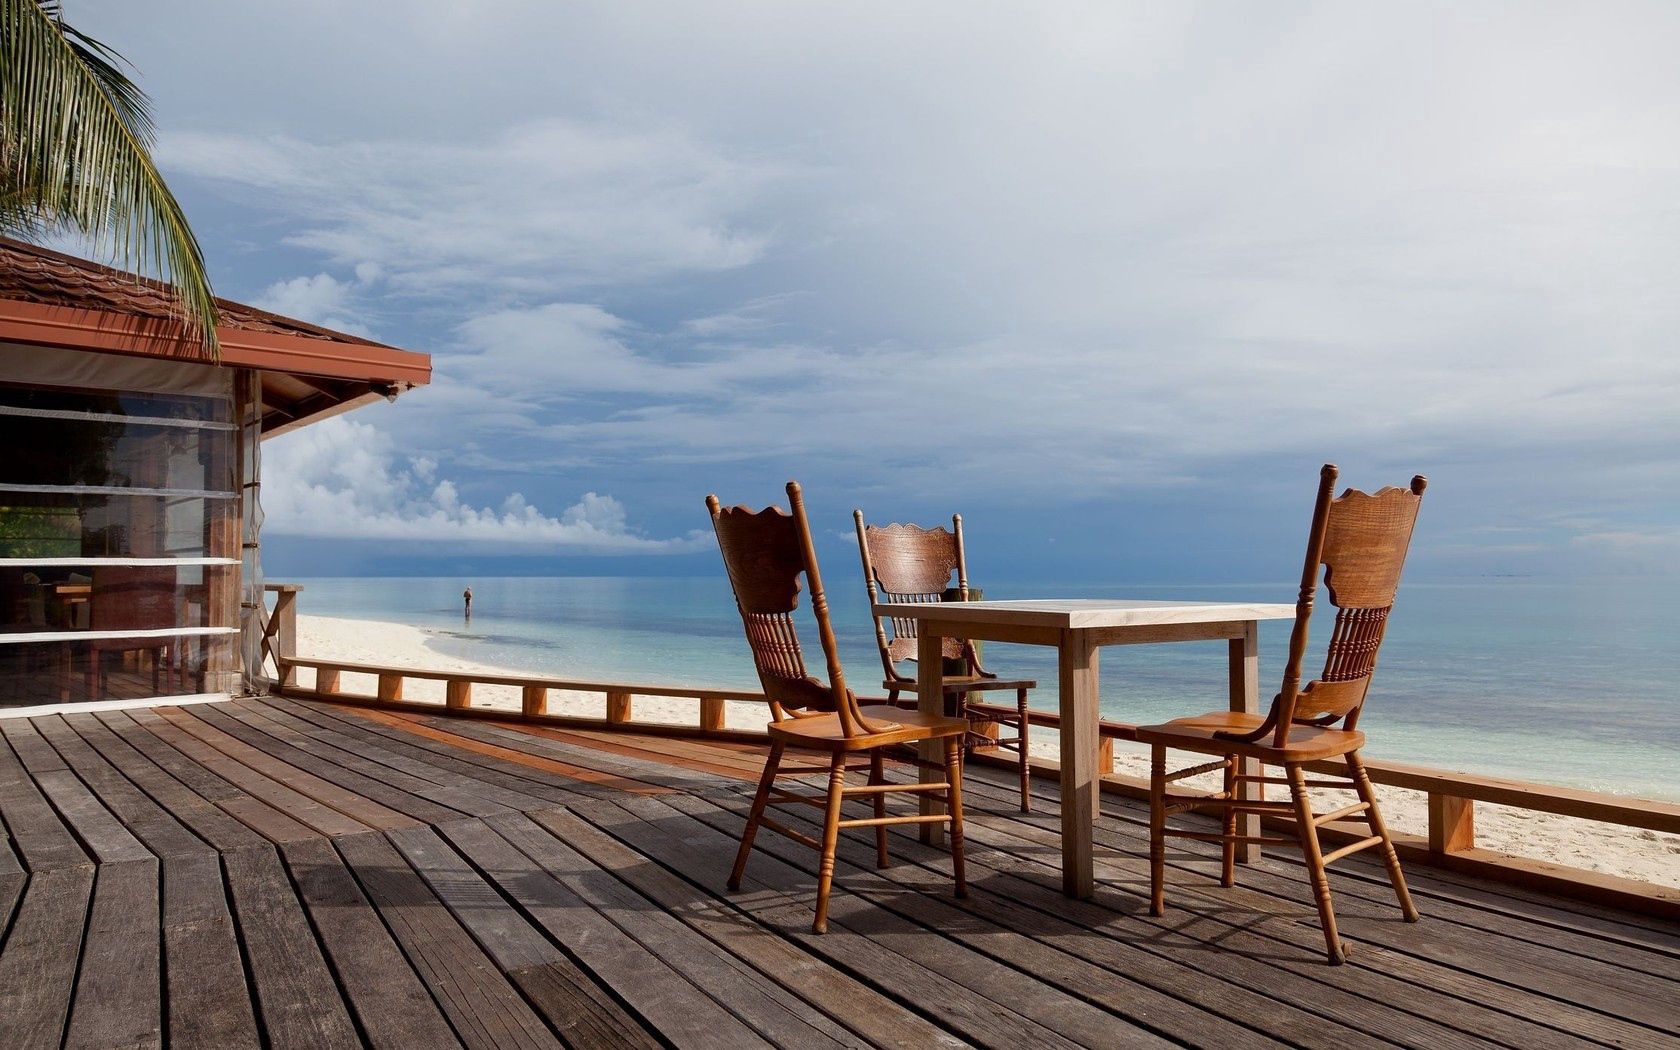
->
xmin=869 ymin=748 xmax=889 ymax=868
xmin=943 ymin=736 xmax=967 ymax=898
xmin=1149 ymin=744 xmax=1167 ymax=916
xmin=812 ymin=750 xmax=849 ymax=934
xmin=1220 ymin=755 xmax=1238 ymax=887
xmin=729 ymin=742 xmax=784 ymax=891
xmin=1348 ymin=751 xmax=1419 ymax=921
xmin=1287 ymin=763 xmax=1346 ymax=964
xmin=1016 ymin=687 xmax=1031 ymax=813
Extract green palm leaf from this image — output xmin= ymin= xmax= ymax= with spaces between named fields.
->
xmin=1 ymin=0 xmax=219 ymax=356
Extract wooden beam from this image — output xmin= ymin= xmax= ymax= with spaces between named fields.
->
xmin=698 ymin=697 xmax=726 ymax=732
xmin=606 ymin=691 xmax=632 ymax=725
xmin=1429 ymin=793 xmax=1475 ymax=853
xmin=521 ymin=685 xmax=547 ymax=717
xmin=445 ymin=679 xmax=472 ymax=711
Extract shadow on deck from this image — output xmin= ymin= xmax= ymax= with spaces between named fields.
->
xmin=1 ymin=694 xmax=1676 ymax=1049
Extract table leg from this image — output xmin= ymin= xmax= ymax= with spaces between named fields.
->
xmin=1228 ymin=620 xmax=1261 ymax=862
xmin=917 ymin=629 xmax=946 ymax=845
xmin=1059 ymin=629 xmax=1099 ymax=898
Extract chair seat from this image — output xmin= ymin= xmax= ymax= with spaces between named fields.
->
xmin=768 ymin=705 xmax=969 ymax=751
xmin=886 ymin=675 xmax=1037 ymax=694
xmin=1135 ymin=710 xmax=1365 ymax=763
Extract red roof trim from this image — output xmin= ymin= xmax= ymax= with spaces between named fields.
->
xmin=0 ymin=298 xmax=431 ymax=387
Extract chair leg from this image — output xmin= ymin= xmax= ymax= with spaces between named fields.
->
xmin=1220 ymin=755 xmax=1238 ymax=888
xmin=813 ymin=750 xmax=849 ymax=934
xmin=1348 ymin=751 xmax=1419 ymax=922
xmin=1149 ymin=744 xmax=1166 ymax=916
xmin=729 ymin=742 xmax=784 ymax=891
xmin=1286 ymin=763 xmax=1346 ymax=964
xmin=943 ymin=736 xmax=967 ymax=899
xmin=869 ymin=748 xmax=889 ymax=868
xmin=1016 ymin=687 xmax=1031 ymax=813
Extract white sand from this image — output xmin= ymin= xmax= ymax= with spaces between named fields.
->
xmin=295 ymin=613 xmax=1680 ymax=890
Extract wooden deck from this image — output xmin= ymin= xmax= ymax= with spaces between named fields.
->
xmin=1 ymin=696 xmax=1677 ymax=1049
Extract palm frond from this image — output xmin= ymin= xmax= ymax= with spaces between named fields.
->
xmin=1 ymin=0 xmax=219 ymax=356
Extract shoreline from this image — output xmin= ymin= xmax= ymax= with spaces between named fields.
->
xmin=295 ymin=613 xmax=1680 ymax=889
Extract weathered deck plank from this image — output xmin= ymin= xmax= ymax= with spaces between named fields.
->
xmin=333 ymin=829 xmax=566 ymax=1050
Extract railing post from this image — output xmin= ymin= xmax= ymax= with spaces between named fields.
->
xmin=377 ymin=673 xmax=404 ymax=703
xmin=1428 ymin=793 xmax=1475 ymax=853
xmin=317 ymin=668 xmax=340 ymax=695
xmin=1098 ymin=737 xmax=1114 ymax=775
xmin=606 ymin=691 xmax=632 ymax=725
xmin=522 ymin=685 xmax=547 ymax=717
xmin=445 ymin=679 xmax=472 ymax=710
xmin=270 ymin=586 xmax=300 ymax=687
xmin=699 ymin=697 xmax=726 ymax=732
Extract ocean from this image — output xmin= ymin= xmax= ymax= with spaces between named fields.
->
xmin=286 ymin=575 xmax=1680 ymax=801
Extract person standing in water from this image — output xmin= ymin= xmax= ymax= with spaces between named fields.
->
xmin=463 ymin=586 xmax=473 ymax=619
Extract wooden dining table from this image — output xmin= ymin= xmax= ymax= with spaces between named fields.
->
xmin=873 ymin=597 xmax=1295 ymax=899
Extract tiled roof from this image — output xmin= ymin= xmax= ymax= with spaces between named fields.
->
xmin=0 ymin=236 xmax=391 ymax=348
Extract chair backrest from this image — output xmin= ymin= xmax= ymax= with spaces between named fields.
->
xmin=708 ymin=482 xmax=888 ymax=737
xmin=1269 ymin=464 xmax=1427 ymax=746
xmin=90 ymin=565 xmax=177 ymax=632
xmin=852 ymin=512 xmax=969 ymax=682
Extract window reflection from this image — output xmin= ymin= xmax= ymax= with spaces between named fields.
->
xmin=0 ymin=378 xmax=238 ymax=705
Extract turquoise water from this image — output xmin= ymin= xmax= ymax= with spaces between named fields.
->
xmin=288 ymin=576 xmax=1680 ymax=801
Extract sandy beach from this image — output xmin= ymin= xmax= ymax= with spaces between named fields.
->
xmin=296 ymin=613 xmax=1680 ymax=890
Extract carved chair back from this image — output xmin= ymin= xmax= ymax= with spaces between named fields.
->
xmin=1266 ymin=464 xmax=1427 ymax=746
xmin=708 ymin=482 xmax=885 ymax=737
xmin=852 ymin=512 xmax=972 ymax=683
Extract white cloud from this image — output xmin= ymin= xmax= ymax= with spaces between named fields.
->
xmin=164 ymin=119 xmax=785 ymax=296
xmin=253 ymin=273 xmax=370 ymax=336
xmin=261 ymin=417 xmax=706 ymax=552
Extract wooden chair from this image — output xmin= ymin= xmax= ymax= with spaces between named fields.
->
xmin=853 ymin=510 xmax=1036 ymax=812
xmin=84 ymin=565 xmax=181 ymax=699
xmin=1136 ymin=464 xmax=1426 ymax=964
xmin=709 ymin=482 xmax=970 ymax=933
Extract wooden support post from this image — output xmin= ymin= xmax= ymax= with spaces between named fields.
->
xmin=1429 ymin=793 xmax=1475 ymax=853
xmin=317 ymin=668 xmax=340 ymax=695
xmin=918 ymin=629 xmax=948 ymax=846
xmin=521 ymin=685 xmax=547 ymax=717
xmin=1058 ymin=629 xmax=1100 ymax=898
xmin=445 ymin=679 xmax=472 ymax=710
xmin=271 ymin=587 xmax=300 ymax=687
xmin=699 ymin=697 xmax=726 ymax=732
xmin=377 ymin=673 xmax=403 ymax=702
xmin=1228 ymin=621 xmax=1262 ymax=862
xmin=606 ymin=691 xmax=632 ymax=725
xmin=1098 ymin=737 xmax=1114 ymax=775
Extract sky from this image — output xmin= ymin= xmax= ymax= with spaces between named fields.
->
xmin=68 ymin=1 xmax=1680 ymax=582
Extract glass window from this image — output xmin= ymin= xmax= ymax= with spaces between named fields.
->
xmin=0 ymin=373 xmax=240 ymax=706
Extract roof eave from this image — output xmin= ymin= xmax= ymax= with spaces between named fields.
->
xmin=0 ymin=297 xmax=432 ymax=387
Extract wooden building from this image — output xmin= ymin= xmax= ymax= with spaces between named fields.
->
xmin=0 ymin=237 xmax=429 ymax=709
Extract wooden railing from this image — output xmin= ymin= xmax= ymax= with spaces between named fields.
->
xmin=276 ymin=653 xmax=768 ymax=742
xmin=261 ymin=584 xmax=1680 ymax=919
